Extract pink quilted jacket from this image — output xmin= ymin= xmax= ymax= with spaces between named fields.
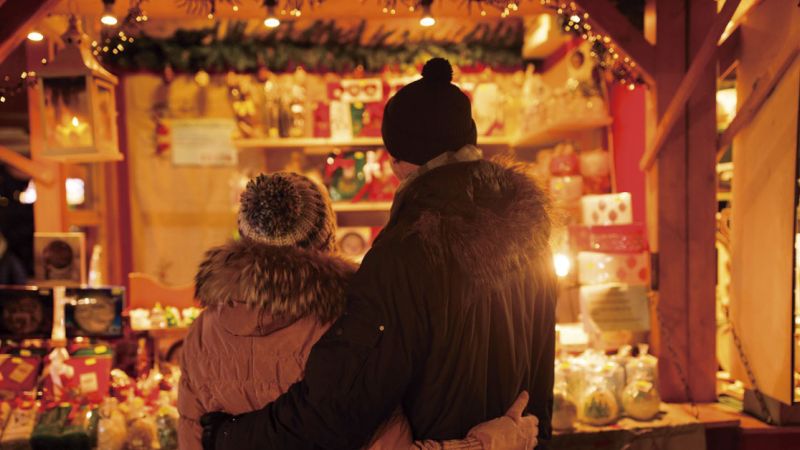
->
xmin=178 ymin=241 xmax=416 ymax=450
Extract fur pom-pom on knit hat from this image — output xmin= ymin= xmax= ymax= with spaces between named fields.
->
xmin=238 ymin=172 xmax=336 ymax=251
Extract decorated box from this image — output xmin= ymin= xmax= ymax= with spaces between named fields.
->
xmin=64 ymin=287 xmax=125 ymax=338
xmin=577 ymin=251 xmax=650 ymax=286
xmin=581 ymin=193 xmax=633 ymax=226
xmin=579 ymin=283 xmax=650 ymax=333
xmin=0 ymin=353 xmax=42 ymax=395
xmin=0 ymin=287 xmax=55 ymax=339
xmin=569 ymin=223 xmax=648 ymax=254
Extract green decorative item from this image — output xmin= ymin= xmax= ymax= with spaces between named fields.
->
xmin=325 ymin=151 xmax=367 ymax=201
xmin=579 ymin=383 xmax=619 ymax=426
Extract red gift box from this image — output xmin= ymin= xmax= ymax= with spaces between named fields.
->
xmin=63 ymin=354 xmax=112 ymax=403
xmin=0 ymin=354 xmax=42 ymax=395
xmin=569 ymin=223 xmax=648 ymax=254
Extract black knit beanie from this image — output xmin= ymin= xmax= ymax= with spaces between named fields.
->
xmin=381 ymin=58 xmax=477 ymax=166
xmin=238 ymin=172 xmax=336 ymax=251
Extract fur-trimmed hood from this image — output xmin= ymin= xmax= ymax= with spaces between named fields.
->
xmin=386 ymin=157 xmax=553 ymax=284
xmin=194 ymin=240 xmax=356 ymax=334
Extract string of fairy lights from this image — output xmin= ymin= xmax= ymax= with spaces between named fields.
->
xmin=0 ymin=0 xmax=645 ymax=101
xmin=539 ymin=0 xmax=644 ymax=89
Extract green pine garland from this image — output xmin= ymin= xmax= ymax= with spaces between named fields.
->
xmin=101 ymin=20 xmax=524 ymax=74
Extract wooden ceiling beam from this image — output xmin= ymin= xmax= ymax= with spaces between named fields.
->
xmin=0 ymin=0 xmax=60 ymax=64
xmin=579 ymin=0 xmax=655 ymax=84
xmin=639 ymin=0 xmax=742 ymax=171
xmin=0 ymin=145 xmax=56 ymax=185
xmin=718 ymin=27 xmax=741 ymax=80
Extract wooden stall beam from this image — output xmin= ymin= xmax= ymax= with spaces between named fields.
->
xmin=716 ymin=47 xmax=800 ymax=162
xmin=718 ymin=27 xmax=741 ymax=81
xmin=650 ymin=0 xmax=689 ymax=403
xmin=579 ymin=0 xmax=656 ymax=84
xmin=640 ymin=0 xmax=741 ymax=171
xmin=0 ymin=0 xmax=59 ymax=63
xmin=685 ymin=0 xmax=719 ymax=404
xmin=25 ymin=40 xmax=66 ymax=232
xmin=0 ymin=145 xmax=55 ymax=185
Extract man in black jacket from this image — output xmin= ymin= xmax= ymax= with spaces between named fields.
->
xmin=202 ymin=58 xmax=557 ymax=449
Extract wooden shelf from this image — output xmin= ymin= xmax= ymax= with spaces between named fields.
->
xmin=332 ymin=201 xmax=392 ymax=212
xmin=236 ymin=137 xmax=384 ymax=149
xmin=66 ymin=209 xmax=102 ymax=227
xmin=512 ymin=116 xmax=613 ymax=147
xmin=235 ymin=136 xmax=511 ymax=151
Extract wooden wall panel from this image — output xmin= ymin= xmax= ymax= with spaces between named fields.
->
xmin=730 ymin=59 xmax=799 ymax=405
xmin=729 ymin=0 xmax=800 ymax=407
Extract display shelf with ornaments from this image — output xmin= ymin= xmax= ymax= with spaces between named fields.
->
xmin=235 ymin=136 xmax=512 ymax=152
xmin=332 ymin=201 xmax=393 ymax=213
xmin=513 ymin=115 xmax=613 ymax=148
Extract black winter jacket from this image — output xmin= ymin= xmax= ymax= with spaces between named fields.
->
xmin=213 ymin=159 xmax=557 ymax=449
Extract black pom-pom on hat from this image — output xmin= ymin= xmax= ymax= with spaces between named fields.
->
xmin=421 ymin=58 xmax=453 ymax=84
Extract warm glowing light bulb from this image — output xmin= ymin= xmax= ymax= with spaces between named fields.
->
xmin=264 ymin=16 xmax=281 ymax=28
xmin=71 ymin=116 xmax=80 ymax=127
xmin=553 ymin=253 xmax=571 ymax=278
xmin=101 ymin=14 xmax=118 ymax=26
xmin=420 ymin=15 xmax=436 ymax=26
xmin=27 ymin=31 xmax=44 ymax=42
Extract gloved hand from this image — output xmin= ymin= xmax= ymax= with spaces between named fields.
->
xmin=467 ymin=391 xmax=539 ymax=449
xmin=200 ymin=411 xmax=234 ymax=450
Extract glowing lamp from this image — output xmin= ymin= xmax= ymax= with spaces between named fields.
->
xmin=554 ymin=253 xmax=571 ymax=278
xmin=37 ymin=16 xmax=121 ymax=162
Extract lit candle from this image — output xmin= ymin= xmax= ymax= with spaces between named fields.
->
xmin=56 ymin=114 xmax=90 ymax=146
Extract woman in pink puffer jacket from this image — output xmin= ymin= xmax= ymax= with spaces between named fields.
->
xmin=178 ymin=173 xmax=538 ymax=450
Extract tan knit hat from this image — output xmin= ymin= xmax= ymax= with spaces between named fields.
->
xmin=238 ymin=172 xmax=336 ymax=251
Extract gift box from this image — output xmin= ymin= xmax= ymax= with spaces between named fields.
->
xmin=43 ymin=346 xmax=113 ymax=403
xmin=1 ymin=403 xmax=38 ymax=450
xmin=64 ymin=287 xmax=125 ymax=339
xmin=577 ymin=251 xmax=650 ymax=286
xmin=569 ymin=224 xmax=648 ymax=254
xmin=0 ymin=354 xmax=42 ymax=396
xmin=65 ymin=348 xmax=113 ymax=403
xmin=350 ymin=102 xmax=384 ymax=138
xmin=581 ymin=193 xmax=633 ymax=226
xmin=329 ymin=101 xmax=353 ymax=141
xmin=579 ymin=283 xmax=650 ymax=333
xmin=312 ymin=103 xmax=331 ymax=138
xmin=339 ymin=79 xmax=383 ymax=103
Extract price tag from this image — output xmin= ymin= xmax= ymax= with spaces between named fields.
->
xmin=79 ymin=373 xmax=98 ymax=394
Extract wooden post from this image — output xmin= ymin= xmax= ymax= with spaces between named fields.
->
xmin=646 ymin=0 xmax=717 ymax=402
xmin=25 ymin=40 xmax=66 ymax=233
xmin=685 ymin=0 xmax=718 ymax=403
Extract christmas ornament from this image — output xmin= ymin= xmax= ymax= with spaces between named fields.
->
xmin=579 ymin=381 xmax=619 ymax=426
xmin=552 ymin=385 xmax=577 ymax=431
xmin=622 ymin=379 xmax=660 ymax=421
xmin=325 ymin=151 xmax=366 ymax=201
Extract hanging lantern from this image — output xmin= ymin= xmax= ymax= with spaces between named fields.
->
xmin=37 ymin=16 xmax=121 ymax=162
